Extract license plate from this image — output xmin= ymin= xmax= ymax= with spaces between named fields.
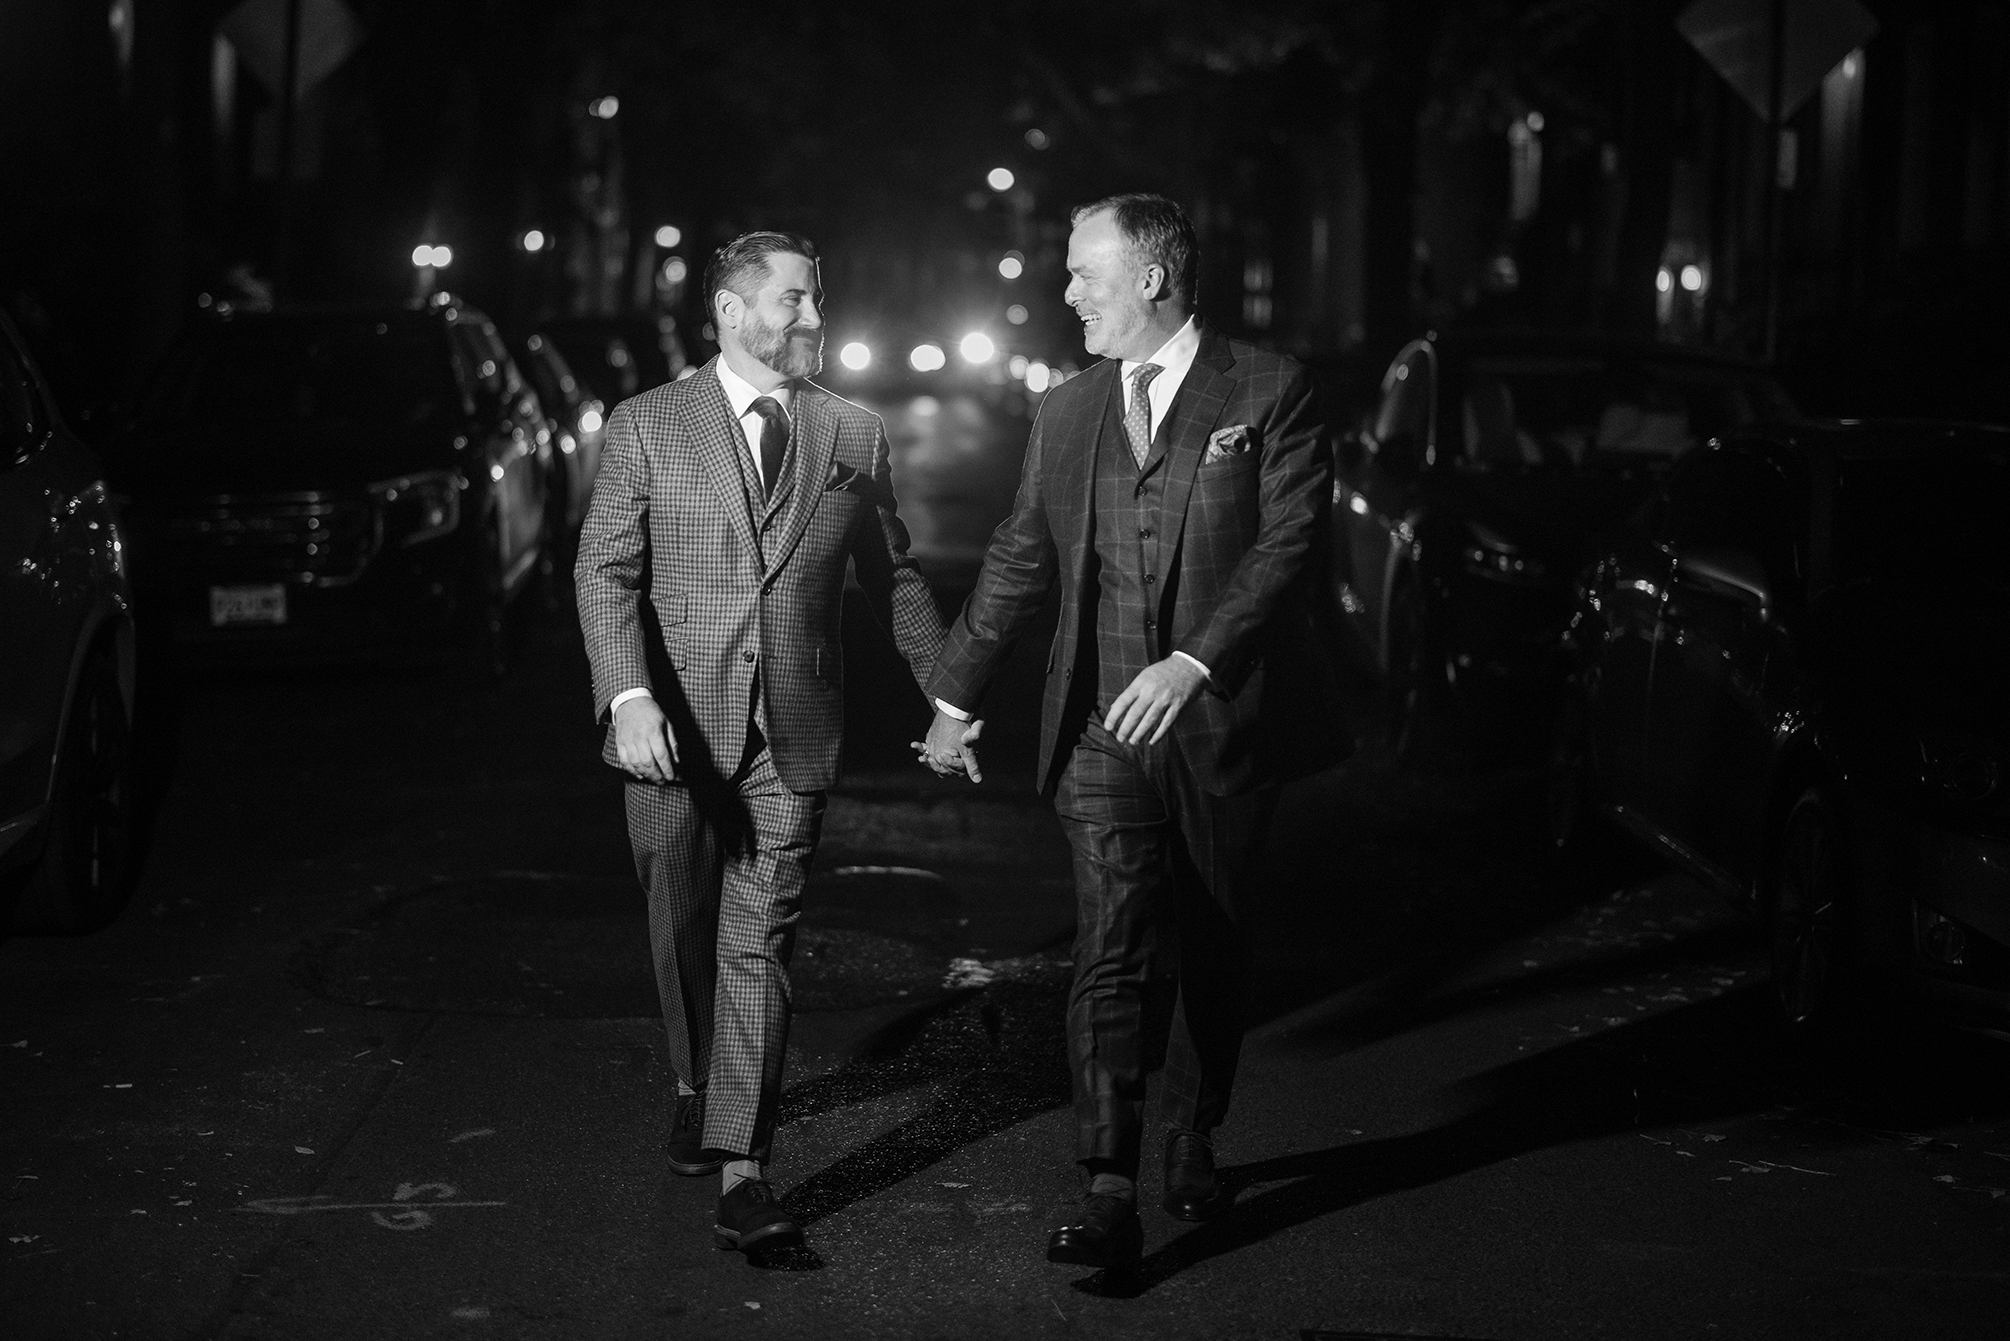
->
xmin=209 ymin=583 xmax=287 ymax=626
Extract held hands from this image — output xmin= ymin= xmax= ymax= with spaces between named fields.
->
xmin=912 ymin=709 xmax=985 ymax=783
xmin=614 ymin=696 xmax=680 ymax=784
xmin=1105 ymin=656 xmax=1208 ymax=746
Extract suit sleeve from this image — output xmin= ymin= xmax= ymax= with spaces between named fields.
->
xmin=574 ymin=400 xmax=653 ymax=722
xmin=1175 ymin=363 xmax=1329 ymax=694
xmin=923 ymin=407 xmax=1062 ymax=713
xmin=846 ymin=419 xmax=949 ymax=700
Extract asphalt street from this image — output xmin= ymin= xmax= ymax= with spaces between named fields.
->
xmin=4 ymin=388 xmax=2009 ymax=1340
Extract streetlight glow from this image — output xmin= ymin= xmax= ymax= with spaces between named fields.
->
xmin=521 ymin=229 xmax=546 ymax=252
xmin=654 ymin=225 xmax=682 ymax=248
xmin=840 ymin=341 xmax=872 ymax=371
xmin=986 ymin=167 xmax=1015 ymax=192
xmin=909 ymin=343 xmax=946 ymax=372
xmin=959 ymin=332 xmax=995 ymax=364
xmin=998 ymin=254 xmax=1024 ymax=280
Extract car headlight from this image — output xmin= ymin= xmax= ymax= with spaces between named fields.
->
xmin=1459 ymin=521 xmax=1548 ymax=583
xmin=369 ymin=470 xmax=462 ymax=548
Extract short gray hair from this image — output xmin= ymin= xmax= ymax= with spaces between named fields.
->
xmin=1071 ymin=193 xmax=1198 ymax=309
xmin=704 ymin=231 xmax=818 ymax=318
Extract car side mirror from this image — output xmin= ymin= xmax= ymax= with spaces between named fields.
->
xmin=1678 ymin=544 xmax=1771 ymax=615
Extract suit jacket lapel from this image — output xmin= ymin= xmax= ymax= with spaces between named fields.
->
xmin=687 ymin=360 xmax=762 ymax=561
xmin=762 ymin=381 xmax=838 ymax=580
xmin=1153 ymin=331 xmax=1235 ymax=581
xmin=1060 ymin=362 xmax=1118 ymax=589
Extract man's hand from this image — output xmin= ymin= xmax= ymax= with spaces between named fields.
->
xmin=1105 ymin=656 xmax=1208 ymax=746
xmin=911 ymin=710 xmax=984 ymax=783
xmin=614 ymin=696 xmax=679 ymax=783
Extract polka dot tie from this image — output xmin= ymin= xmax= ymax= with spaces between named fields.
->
xmin=1124 ymin=363 xmax=1162 ymax=469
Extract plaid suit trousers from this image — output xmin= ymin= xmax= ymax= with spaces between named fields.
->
xmin=1054 ymin=719 xmax=1277 ymax=1177
xmin=626 ymin=734 xmax=824 ymax=1164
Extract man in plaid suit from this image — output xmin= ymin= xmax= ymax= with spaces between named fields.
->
xmin=920 ymin=194 xmax=1348 ymax=1269
xmin=577 ymin=231 xmax=946 ymax=1256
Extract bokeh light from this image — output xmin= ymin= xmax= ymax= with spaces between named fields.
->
xmin=840 ymin=341 xmax=872 ymax=371
xmin=909 ymin=343 xmax=946 ymax=372
xmin=987 ymin=167 xmax=1015 ymax=191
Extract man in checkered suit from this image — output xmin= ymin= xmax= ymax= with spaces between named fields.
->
xmin=576 ymin=232 xmax=946 ymax=1256
xmin=920 ymin=194 xmax=1350 ymax=1269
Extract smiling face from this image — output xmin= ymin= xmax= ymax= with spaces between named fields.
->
xmin=1064 ymin=208 xmax=1164 ymax=362
xmin=721 ymin=251 xmax=825 ymax=379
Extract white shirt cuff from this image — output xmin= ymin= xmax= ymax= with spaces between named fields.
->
xmin=609 ymin=687 xmax=655 ymax=716
xmin=933 ymin=697 xmax=973 ymax=722
xmin=1172 ymin=650 xmax=1213 ymax=683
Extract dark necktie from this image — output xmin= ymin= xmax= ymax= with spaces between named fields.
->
xmin=749 ymin=395 xmax=788 ymax=500
xmin=1124 ymin=363 xmax=1162 ymax=468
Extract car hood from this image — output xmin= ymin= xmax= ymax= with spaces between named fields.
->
xmin=1429 ymin=467 xmax=1654 ymax=568
xmin=104 ymin=419 xmax=461 ymax=499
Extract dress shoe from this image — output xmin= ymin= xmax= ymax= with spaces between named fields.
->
xmin=1162 ymin=1129 xmax=1226 ymax=1221
xmin=1046 ymin=1193 xmax=1142 ymax=1268
xmin=714 ymin=1178 xmax=804 ymax=1255
xmin=665 ymin=1092 xmax=724 ymax=1177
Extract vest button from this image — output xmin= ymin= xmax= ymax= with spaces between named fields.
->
xmin=1144 ymin=573 xmax=1156 ymax=584
xmin=1139 ymin=528 xmax=1153 ymax=539
xmin=742 ymin=650 xmax=756 ymax=663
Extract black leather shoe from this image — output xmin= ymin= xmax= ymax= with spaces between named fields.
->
xmin=1162 ymin=1129 xmax=1226 ymax=1221
xmin=714 ymin=1178 xmax=804 ymax=1255
xmin=1046 ymin=1193 xmax=1142 ymax=1268
xmin=666 ymin=1092 xmax=724 ymax=1177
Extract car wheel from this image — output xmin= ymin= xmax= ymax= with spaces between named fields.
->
xmin=456 ymin=522 xmax=511 ymax=681
xmin=1384 ymin=579 xmax=1445 ymax=760
xmin=1769 ymin=787 xmax=1859 ymax=1033
xmin=11 ymin=643 xmax=136 ymax=934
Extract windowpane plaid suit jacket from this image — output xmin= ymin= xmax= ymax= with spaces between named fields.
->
xmin=576 ymin=360 xmax=944 ymax=792
xmin=926 ymin=327 xmax=1352 ymax=795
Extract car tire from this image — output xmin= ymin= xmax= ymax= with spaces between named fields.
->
xmin=1768 ymin=786 xmax=1861 ymax=1036
xmin=1384 ymin=579 xmax=1447 ymax=762
xmin=10 ymin=642 xmax=137 ymax=935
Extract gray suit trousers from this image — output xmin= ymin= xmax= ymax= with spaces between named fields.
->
xmin=625 ymin=729 xmax=824 ymax=1164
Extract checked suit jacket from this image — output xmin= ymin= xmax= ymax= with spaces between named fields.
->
xmin=926 ymin=325 xmax=1352 ymax=796
xmin=576 ymin=359 xmax=944 ymax=792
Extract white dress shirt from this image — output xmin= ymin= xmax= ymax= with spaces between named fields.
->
xmin=610 ymin=357 xmax=795 ymax=720
xmin=935 ymin=317 xmax=1212 ymax=724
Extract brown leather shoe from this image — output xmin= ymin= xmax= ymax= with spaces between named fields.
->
xmin=1046 ymin=1193 xmax=1142 ymax=1268
xmin=713 ymin=1178 xmax=804 ymax=1255
xmin=666 ymin=1092 xmax=724 ymax=1177
xmin=1162 ymin=1129 xmax=1226 ymax=1221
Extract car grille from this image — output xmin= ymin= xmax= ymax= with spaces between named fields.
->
xmin=165 ymin=493 xmax=378 ymax=585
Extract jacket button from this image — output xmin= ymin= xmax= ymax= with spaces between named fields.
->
xmin=742 ymin=650 xmax=756 ymax=663
xmin=1139 ymin=528 xmax=1153 ymax=539
xmin=1144 ymin=573 xmax=1156 ymax=584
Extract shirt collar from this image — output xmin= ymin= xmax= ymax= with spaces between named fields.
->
xmin=715 ymin=354 xmax=794 ymax=419
xmin=1121 ymin=315 xmax=1201 ymax=384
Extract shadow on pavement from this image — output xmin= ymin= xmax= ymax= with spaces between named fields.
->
xmin=1071 ymin=984 xmax=2010 ymax=1298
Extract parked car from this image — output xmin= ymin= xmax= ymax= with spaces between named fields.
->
xmin=1550 ymin=421 xmax=2010 ymax=1035
xmin=1331 ymin=331 xmax=1798 ymax=751
xmin=511 ymin=331 xmax=605 ymax=538
xmin=0 ymin=311 xmax=138 ymax=932
xmin=104 ymin=296 xmax=551 ymax=675
xmin=537 ymin=315 xmax=689 ymax=408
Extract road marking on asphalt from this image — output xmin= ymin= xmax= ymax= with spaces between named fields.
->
xmin=238 ymin=1181 xmax=506 ymax=1231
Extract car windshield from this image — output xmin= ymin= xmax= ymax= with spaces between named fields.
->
xmin=1832 ymin=445 xmax=2010 ymax=596
xmin=141 ymin=321 xmax=459 ymax=428
xmin=1457 ymin=356 xmax=1797 ymax=470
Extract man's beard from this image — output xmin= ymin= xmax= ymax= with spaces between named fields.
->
xmin=744 ymin=309 xmax=823 ymax=378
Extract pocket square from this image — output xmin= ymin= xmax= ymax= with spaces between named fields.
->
xmin=824 ymin=460 xmax=868 ymax=492
xmin=1203 ymin=424 xmax=1257 ymax=464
